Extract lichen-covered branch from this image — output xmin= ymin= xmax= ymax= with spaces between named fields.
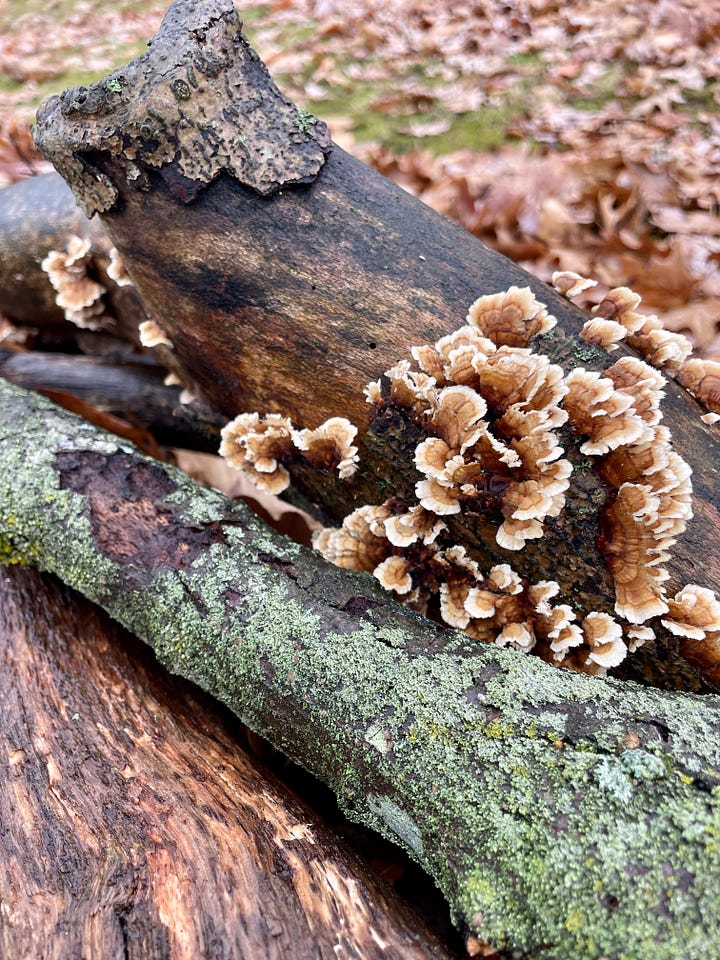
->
xmin=2 ymin=378 xmax=720 ymax=960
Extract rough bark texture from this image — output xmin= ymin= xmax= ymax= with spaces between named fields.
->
xmin=2 ymin=379 xmax=720 ymax=960
xmin=31 ymin=0 xmax=720 ymax=693
xmin=0 ymin=562 xmax=454 ymax=960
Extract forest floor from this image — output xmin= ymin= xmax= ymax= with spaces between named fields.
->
xmin=1 ymin=0 xmax=719 ymax=354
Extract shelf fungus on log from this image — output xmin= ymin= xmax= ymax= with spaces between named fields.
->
xmin=41 ymin=234 xmax=108 ymax=331
xmin=555 ymin=278 xmax=694 ymax=373
xmin=220 ymin=411 xmax=359 ymax=495
xmin=307 ymin=287 xmax=717 ymax=678
xmin=29 ymin=0 xmax=720 ymax=690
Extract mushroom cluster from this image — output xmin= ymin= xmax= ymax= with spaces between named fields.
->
xmin=367 ymin=287 xmax=572 ymax=551
xmin=315 ymin=498 xmax=590 ymax=658
xmin=552 ymin=274 xmax=693 ymax=372
xmin=220 ymin=412 xmax=359 ymax=494
xmin=315 ymin=285 xmax=720 ymax=675
xmin=41 ymin=235 xmax=108 ymax=330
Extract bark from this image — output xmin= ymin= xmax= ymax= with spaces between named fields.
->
xmin=31 ymin=0 xmax=720 ymax=693
xmin=2 ymin=378 xmax=720 ymax=960
xmin=0 ymin=561 xmax=454 ymax=960
xmin=0 ymin=348 xmax=223 ymax=450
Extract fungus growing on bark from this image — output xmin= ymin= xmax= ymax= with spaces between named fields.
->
xmin=661 ymin=585 xmax=720 ymax=640
xmin=219 ymin=412 xmax=295 ymax=495
xmin=551 ymin=270 xmax=597 ymax=300
xmin=626 ymin=625 xmax=655 ymax=652
xmin=221 ymin=410 xmax=360 ymax=493
xmin=466 ymin=286 xmax=555 ymax=347
xmin=139 ymin=319 xmax=173 ymax=349
xmin=41 ymin=235 xmax=107 ymax=330
xmin=292 ymin=417 xmax=359 ymax=480
xmin=107 ymin=247 xmax=134 ymax=287
xmin=582 ymin=612 xmax=627 ymax=672
xmin=677 ymin=359 xmax=720 ymax=416
xmin=314 ymin=286 xmax=709 ymax=676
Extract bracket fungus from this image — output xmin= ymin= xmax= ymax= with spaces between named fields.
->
xmin=220 ymin=412 xmax=359 ymax=494
xmin=138 ymin=319 xmax=173 ymax=349
xmin=107 ymin=247 xmax=134 ymax=288
xmin=677 ymin=358 xmax=720 ymax=417
xmin=314 ymin=285 xmax=720 ymax=677
xmin=41 ymin=234 xmax=108 ymax=330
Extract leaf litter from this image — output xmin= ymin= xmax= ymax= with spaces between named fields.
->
xmin=0 ymin=0 xmax=718 ymax=352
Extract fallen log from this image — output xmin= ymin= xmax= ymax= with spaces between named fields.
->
xmin=0 ymin=172 xmax=146 ymax=343
xmin=0 ymin=561 xmax=454 ymax=960
xmin=31 ymin=0 xmax=720 ymax=692
xmin=0 ymin=348 xmax=223 ymax=451
xmin=2 ymin=378 xmax=720 ymax=960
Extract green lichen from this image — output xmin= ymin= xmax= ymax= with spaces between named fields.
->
xmin=294 ymin=107 xmax=318 ymax=134
xmin=4 ymin=380 xmax=720 ymax=959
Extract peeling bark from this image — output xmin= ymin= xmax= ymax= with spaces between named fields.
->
xmin=2 ymin=379 xmax=720 ymax=960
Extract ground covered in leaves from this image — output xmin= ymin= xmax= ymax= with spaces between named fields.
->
xmin=1 ymin=0 xmax=718 ymax=355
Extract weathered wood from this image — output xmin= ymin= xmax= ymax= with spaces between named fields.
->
xmin=31 ymin=0 xmax=720 ymax=692
xmin=0 ymin=348 xmax=222 ymax=450
xmin=2 ymin=378 xmax=720 ymax=960
xmin=0 ymin=561 xmax=456 ymax=960
xmin=0 ymin=173 xmax=146 ymax=343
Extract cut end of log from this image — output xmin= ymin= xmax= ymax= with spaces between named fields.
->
xmin=32 ymin=0 xmax=332 ymax=216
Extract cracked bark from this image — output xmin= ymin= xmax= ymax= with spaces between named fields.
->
xmin=0 ymin=561 xmax=454 ymax=960
xmin=2 ymin=378 xmax=720 ymax=960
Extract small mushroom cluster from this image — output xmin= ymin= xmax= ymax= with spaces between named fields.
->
xmin=220 ymin=412 xmax=359 ymax=494
xmin=315 ymin=498 xmax=589 ymax=658
xmin=553 ymin=274 xmax=693 ymax=371
xmin=41 ymin=235 xmax=108 ymax=330
xmin=562 ymin=354 xmax=693 ymax=625
xmin=553 ymin=272 xmax=720 ymax=429
xmin=367 ymin=286 xmax=572 ymax=551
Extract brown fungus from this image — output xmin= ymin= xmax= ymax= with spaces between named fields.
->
xmin=466 ymin=286 xmax=555 ymax=347
xmin=661 ymin=585 xmax=720 ymax=640
xmin=318 ymin=286 xmax=704 ymax=675
xmin=677 ymin=358 xmax=720 ymax=416
xmin=551 ymin=270 xmax=597 ymax=300
xmin=219 ymin=412 xmax=295 ymax=495
xmin=138 ymin=319 xmax=173 ymax=349
xmin=107 ymin=247 xmax=134 ymax=288
xmin=582 ymin=612 xmax=628 ymax=672
xmin=41 ymin=235 xmax=108 ymax=330
xmin=292 ymin=417 xmax=359 ymax=480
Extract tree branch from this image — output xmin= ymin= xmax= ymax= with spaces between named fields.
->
xmin=2 ymin=377 xmax=720 ymax=959
xmin=30 ymin=0 xmax=720 ymax=692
